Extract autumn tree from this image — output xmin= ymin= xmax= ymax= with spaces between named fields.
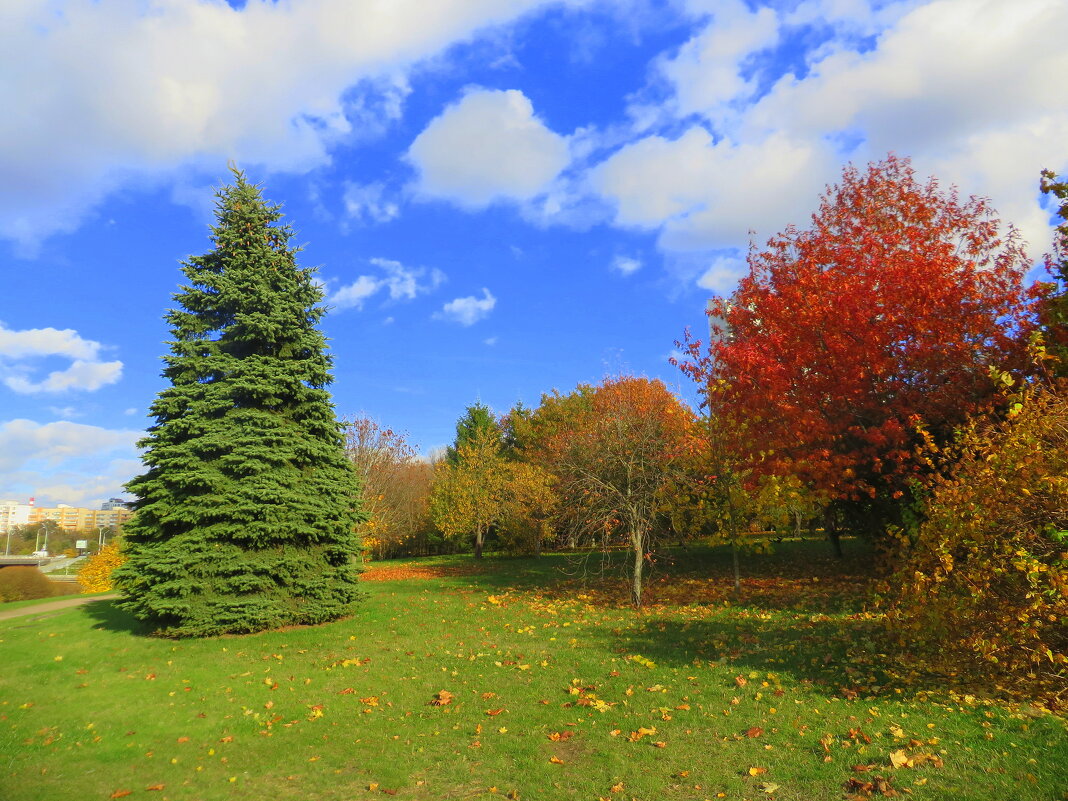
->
xmin=344 ymin=416 xmax=433 ymax=559
xmin=115 ymin=170 xmax=363 ymax=637
xmin=1039 ymin=169 xmax=1068 ymax=377
xmin=679 ymin=156 xmax=1037 ymax=544
xmin=882 ymin=380 xmax=1067 ymax=701
xmin=503 ymin=387 xmax=597 ymax=548
xmin=430 ymin=426 xmax=555 ymax=557
xmin=545 ymin=376 xmax=693 ymax=607
xmin=78 ymin=542 xmax=126 ymax=593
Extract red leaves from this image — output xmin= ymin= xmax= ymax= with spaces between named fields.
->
xmin=679 ymin=155 xmax=1036 ymax=504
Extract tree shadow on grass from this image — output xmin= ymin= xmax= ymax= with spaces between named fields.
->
xmin=447 ymin=542 xmax=879 ymax=615
xmin=590 ymin=613 xmax=920 ymax=701
xmin=80 ymin=598 xmax=152 ymax=636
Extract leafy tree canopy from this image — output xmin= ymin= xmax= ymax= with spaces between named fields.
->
xmin=679 ymin=155 xmax=1038 ymax=523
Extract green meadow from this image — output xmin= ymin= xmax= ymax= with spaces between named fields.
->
xmin=2 ymin=543 xmax=1065 ymax=801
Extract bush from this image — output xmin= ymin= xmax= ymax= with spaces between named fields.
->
xmin=882 ymin=385 xmax=1067 ymax=704
xmin=77 ymin=543 xmax=126 ymax=593
xmin=0 ymin=567 xmax=67 ymax=602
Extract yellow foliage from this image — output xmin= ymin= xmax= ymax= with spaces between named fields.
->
xmin=882 ymin=385 xmax=1067 ymax=701
xmin=77 ymin=542 xmax=126 ymax=593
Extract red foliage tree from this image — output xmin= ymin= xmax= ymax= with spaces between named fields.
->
xmin=679 ymin=156 xmax=1037 ymax=527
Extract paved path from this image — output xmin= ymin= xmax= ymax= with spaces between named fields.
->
xmin=0 ymin=594 xmax=117 ymax=622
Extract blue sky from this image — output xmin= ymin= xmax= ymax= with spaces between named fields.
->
xmin=1 ymin=0 xmax=1065 ymax=507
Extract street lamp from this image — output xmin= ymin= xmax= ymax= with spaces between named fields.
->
xmin=98 ymin=526 xmax=108 ymax=552
xmin=34 ymin=520 xmax=55 ymax=556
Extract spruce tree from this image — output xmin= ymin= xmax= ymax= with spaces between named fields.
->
xmin=445 ymin=402 xmax=500 ymax=464
xmin=115 ymin=170 xmax=364 ymax=637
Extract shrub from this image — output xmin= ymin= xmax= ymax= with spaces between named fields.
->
xmin=78 ymin=542 xmax=126 ymax=593
xmin=0 ymin=566 xmax=66 ymax=602
xmin=882 ymin=385 xmax=1067 ymax=704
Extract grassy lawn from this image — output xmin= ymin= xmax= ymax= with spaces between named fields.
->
xmin=1 ymin=542 xmax=1064 ymax=801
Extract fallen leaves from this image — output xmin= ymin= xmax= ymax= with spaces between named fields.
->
xmin=430 ymin=690 xmax=455 ymax=706
xmin=627 ymin=726 xmax=657 ymax=742
xmin=889 ymin=749 xmax=944 ymax=769
xmin=844 ymin=775 xmax=897 ymax=798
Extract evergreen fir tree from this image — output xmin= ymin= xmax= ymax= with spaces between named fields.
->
xmin=445 ymin=402 xmax=500 ymax=464
xmin=1040 ymin=169 xmax=1068 ymax=377
xmin=114 ymin=170 xmax=364 ymax=637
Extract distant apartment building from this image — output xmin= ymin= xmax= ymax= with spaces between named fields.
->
xmin=0 ymin=500 xmax=33 ymax=535
xmin=0 ymin=498 xmax=133 ymax=534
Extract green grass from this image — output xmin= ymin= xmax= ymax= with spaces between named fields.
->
xmin=1 ymin=543 xmax=1064 ymax=801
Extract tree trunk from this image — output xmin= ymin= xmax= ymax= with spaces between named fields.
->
xmin=726 ymin=490 xmax=741 ymax=594
xmin=630 ymin=533 xmax=644 ymax=608
xmin=824 ymin=511 xmax=843 ymax=558
xmin=474 ymin=526 xmax=484 ymax=559
xmin=731 ymin=538 xmax=741 ymax=593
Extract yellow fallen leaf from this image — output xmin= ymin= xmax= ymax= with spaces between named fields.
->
xmin=549 ymin=756 xmax=564 ymax=765
xmin=749 ymin=766 xmax=769 ymax=776
xmin=889 ymin=749 xmax=912 ymax=769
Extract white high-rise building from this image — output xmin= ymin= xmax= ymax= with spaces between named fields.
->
xmin=0 ymin=499 xmax=33 ymax=535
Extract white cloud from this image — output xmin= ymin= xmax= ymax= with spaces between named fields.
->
xmin=659 ymin=0 xmax=779 ymax=120
xmin=696 ymin=254 xmax=747 ymax=293
xmin=0 ymin=419 xmax=142 ymax=506
xmin=591 ymin=127 xmax=835 ymax=251
xmin=330 ymin=275 xmax=382 ymax=311
xmin=342 ymin=181 xmax=400 ymax=225
xmin=0 ymin=419 xmax=138 ymax=473
xmin=611 ymin=255 xmax=642 ymax=276
xmin=0 ymin=322 xmax=102 ymax=361
xmin=328 ymin=258 xmax=445 ymax=312
xmin=0 ymin=322 xmax=123 ymax=394
xmin=408 ymin=88 xmax=570 ymax=207
xmin=585 ymin=0 xmax=1068 ymax=283
xmin=0 ymin=0 xmax=571 ymax=247
xmin=47 ymin=406 xmax=83 ymax=420
xmin=483 ymin=336 xmax=498 ymax=346
xmin=435 ymin=288 xmax=497 ymax=326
